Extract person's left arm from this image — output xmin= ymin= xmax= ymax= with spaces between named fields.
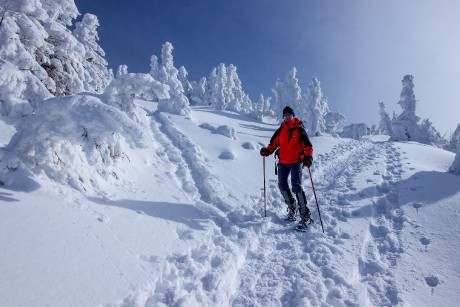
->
xmin=299 ymin=127 xmax=313 ymax=157
xmin=299 ymin=127 xmax=313 ymax=167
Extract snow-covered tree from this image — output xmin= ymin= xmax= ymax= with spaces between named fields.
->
xmin=449 ymin=129 xmax=460 ymax=174
xmin=271 ymin=72 xmax=344 ymax=133
xmin=178 ymin=66 xmax=192 ymax=102
xmin=446 ymin=125 xmax=460 ymax=153
xmin=0 ymin=0 xmax=111 ymax=117
xmin=0 ymin=58 xmax=52 ymax=117
xmin=0 ymin=0 xmax=55 ymax=115
xmin=103 ymin=72 xmax=169 ymax=120
xmin=378 ymin=102 xmax=392 ymax=135
xmin=295 ymin=77 xmax=344 ymax=135
xmin=117 ymin=65 xmax=128 ymax=78
xmin=225 ymin=64 xmax=241 ymax=112
xmin=391 ymin=75 xmax=420 ymax=141
xmin=226 ymin=64 xmax=252 ymax=114
xmin=201 ymin=63 xmax=253 ymax=114
xmin=41 ymin=0 xmax=78 ymax=26
xmin=324 ymin=111 xmax=346 ymax=135
xmin=149 ymin=55 xmax=160 ymax=80
xmin=73 ymin=13 xmax=112 ymax=93
xmin=149 ymin=42 xmax=191 ymax=116
xmin=301 ymin=78 xmax=330 ymax=135
xmin=40 ymin=0 xmax=87 ymax=96
xmin=415 ymin=118 xmax=444 ymax=146
xmin=390 ymin=75 xmax=444 ymax=146
xmin=250 ymin=94 xmax=272 ymax=121
xmin=271 ymin=67 xmax=302 ymax=119
xmin=189 ymin=77 xmax=206 ymax=106
xmin=214 ymin=63 xmax=228 ymax=110
xmin=203 ymin=67 xmax=218 ymax=107
xmin=340 ymin=123 xmax=369 ymax=139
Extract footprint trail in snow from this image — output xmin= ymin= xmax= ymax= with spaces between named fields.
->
xmin=131 ymin=109 xmax=409 ymax=306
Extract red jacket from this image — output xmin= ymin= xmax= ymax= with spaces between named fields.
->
xmin=267 ymin=118 xmax=313 ymax=164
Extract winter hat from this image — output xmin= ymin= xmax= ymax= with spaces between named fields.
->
xmin=282 ymin=106 xmax=295 ymax=116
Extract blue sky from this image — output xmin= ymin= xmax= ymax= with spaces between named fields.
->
xmin=75 ymin=0 xmax=460 ymax=134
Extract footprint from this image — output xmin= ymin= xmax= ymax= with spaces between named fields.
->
xmin=97 ymin=215 xmax=109 ymax=223
xmin=413 ymin=203 xmax=423 ymax=213
xmin=218 ymin=151 xmax=235 ymax=160
xmin=139 ymin=255 xmax=161 ymax=264
xmin=420 ymin=237 xmax=431 ymax=246
xmin=425 ymin=275 xmax=440 ymax=288
xmin=242 ymin=142 xmax=255 ymax=149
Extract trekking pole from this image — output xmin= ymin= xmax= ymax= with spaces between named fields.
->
xmin=308 ymin=167 xmax=324 ymax=233
xmin=263 ymin=156 xmax=267 ymax=217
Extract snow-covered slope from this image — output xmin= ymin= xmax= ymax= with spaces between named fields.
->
xmin=1 ymin=99 xmax=459 ymax=306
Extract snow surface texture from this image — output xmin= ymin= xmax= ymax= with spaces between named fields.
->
xmin=1 ymin=100 xmax=459 ymax=306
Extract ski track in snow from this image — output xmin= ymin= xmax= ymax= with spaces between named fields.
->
xmin=120 ymin=110 xmax=409 ymax=306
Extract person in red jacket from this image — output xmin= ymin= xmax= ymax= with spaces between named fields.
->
xmin=260 ymin=106 xmax=313 ymax=229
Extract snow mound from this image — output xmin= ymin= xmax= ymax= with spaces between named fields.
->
xmin=199 ymin=123 xmax=237 ymax=139
xmin=242 ymin=142 xmax=255 ymax=149
xmin=218 ymin=151 xmax=236 ymax=160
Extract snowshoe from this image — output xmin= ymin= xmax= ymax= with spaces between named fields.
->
xmin=281 ymin=190 xmax=297 ymax=221
xmin=295 ymin=216 xmax=313 ymax=232
xmin=285 ymin=203 xmax=298 ymax=221
xmin=286 ymin=210 xmax=296 ymax=221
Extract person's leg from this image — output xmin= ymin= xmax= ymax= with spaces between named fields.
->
xmin=278 ymin=163 xmax=297 ymax=219
xmin=290 ymin=163 xmax=311 ymax=221
xmin=277 ymin=163 xmax=290 ymax=192
xmin=290 ymin=163 xmax=303 ymax=194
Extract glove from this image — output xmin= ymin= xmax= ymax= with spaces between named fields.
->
xmin=260 ymin=147 xmax=270 ymax=157
xmin=302 ymin=155 xmax=313 ymax=168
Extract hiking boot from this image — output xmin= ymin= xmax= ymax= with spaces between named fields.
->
xmin=281 ymin=189 xmax=297 ymax=221
xmin=286 ymin=203 xmax=298 ymax=221
xmin=295 ymin=191 xmax=311 ymax=219
xmin=296 ymin=215 xmax=312 ymax=231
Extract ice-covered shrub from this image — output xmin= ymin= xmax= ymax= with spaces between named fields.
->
xmin=1 ymin=94 xmax=148 ymax=191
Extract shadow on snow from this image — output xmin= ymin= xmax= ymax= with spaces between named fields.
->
xmin=88 ymin=197 xmax=209 ymax=231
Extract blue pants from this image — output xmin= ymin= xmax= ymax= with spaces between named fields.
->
xmin=277 ymin=162 xmax=303 ymax=194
